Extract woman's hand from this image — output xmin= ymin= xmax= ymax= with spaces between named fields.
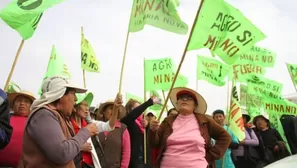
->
xmin=114 ymin=94 xmax=123 ymax=107
xmin=82 ymin=142 xmax=92 ymax=152
xmin=142 ymin=119 xmax=148 ymax=128
xmin=151 ymin=96 xmax=161 ymax=105
xmin=150 ymin=120 xmax=160 ymax=131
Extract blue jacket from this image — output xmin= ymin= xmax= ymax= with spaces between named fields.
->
xmin=214 ymin=125 xmax=239 ymax=168
xmin=0 ymin=89 xmax=13 ymax=149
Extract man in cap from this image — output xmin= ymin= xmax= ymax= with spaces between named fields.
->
xmin=212 ymin=109 xmax=239 ymax=168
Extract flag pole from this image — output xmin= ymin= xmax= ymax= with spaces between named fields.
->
xmin=83 ymin=70 xmax=87 ymax=88
xmin=196 ymin=56 xmax=199 ymax=91
xmin=118 ymin=31 xmax=130 ymax=94
xmin=157 ymin=0 xmax=205 ymax=121
xmin=143 ymin=58 xmax=147 ymax=164
xmin=81 ymin=27 xmax=87 ymax=88
xmin=285 ymin=63 xmax=297 ymax=92
xmin=162 ymin=90 xmax=169 ymax=112
xmin=4 ymin=39 xmax=25 ymax=91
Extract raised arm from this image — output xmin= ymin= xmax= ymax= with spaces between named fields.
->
xmin=121 ymin=98 xmax=153 ymax=125
xmin=28 ymin=109 xmax=91 ymax=164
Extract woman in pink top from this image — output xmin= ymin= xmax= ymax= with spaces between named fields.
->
xmin=149 ymin=87 xmax=231 ymax=168
xmin=0 ymin=90 xmax=35 ymax=167
xmin=96 ymin=99 xmax=131 ymax=168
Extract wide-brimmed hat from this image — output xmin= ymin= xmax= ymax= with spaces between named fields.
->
xmin=170 ymin=87 xmax=207 ymax=114
xmin=41 ymin=76 xmax=86 ymax=95
xmin=8 ymin=90 xmax=36 ymax=107
xmin=98 ymin=99 xmax=115 ymax=114
xmin=30 ymin=76 xmax=87 ymax=113
xmin=75 ymin=92 xmax=93 ymax=106
xmin=253 ymin=115 xmax=270 ymax=126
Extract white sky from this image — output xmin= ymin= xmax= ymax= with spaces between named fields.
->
xmin=0 ymin=0 xmax=297 ymax=114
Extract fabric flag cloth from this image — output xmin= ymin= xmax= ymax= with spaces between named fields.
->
xmin=286 ymin=63 xmax=297 ymax=86
xmin=129 ymin=0 xmax=188 ymax=34
xmin=264 ymin=99 xmax=297 ymax=116
xmin=245 ymin=74 xmax=283 ymax=100
xmin=125 ymin=92 xmax=144 ymax=103
xmin=197 ymin=56 xmax=230 ymax=86
xmin=81 ymin=29 xmax=100 ymax=72
xmin=144 ymin=57 xmax=188 ymax=91
xmin=187 ymin=0 xmax=266 ymax=65
xmin=38 ymin=45 xmax=71 ymax=95
xmin=149 ymin=90 xmax=162 ymax=111
xmin=236 ymin=46 xmax=277 ymax=68
xmin=227 ymin=81 xmax=245 ymax=141
xmin=0 ymin=0 xmax=65 ymax=39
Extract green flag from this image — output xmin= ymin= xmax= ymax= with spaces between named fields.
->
xmin=39 ymin=45 xmax=71 ymax=94
xmin=0 ymin=0 xmax=64 ymax=39
xmin=264 ymin=99 xmax=297 ymax=116
xmin=149 ymin=90 xmax=162 ymax=111
xmin=239 ymin=84 xmax=262 ymax=108
xmin=246 ymin=75 xmax=283 ymax=100
xmin=81 ymin=29 xmax=100 ymax=72
xmin=237 ymin=46 xmax=277 ymax=67
xmin=286 ymin=63 xmax=297 ymax=86
xmin=197 ymin=56 xmax=230 ymax=86
xmin=129 ymin=0 xmax=188 ymax=34
xmin=229 ymin=63 xmax=266 ymax=82
xmin=144 ymin=57 xmax=174 ymax=91
xmin=174 ymin=73 xmax=188 ymax=88
xmin=125 ymin=92 xmax=144 ymax=103
xmin=187 ymin=0 xmax=266 ymax=65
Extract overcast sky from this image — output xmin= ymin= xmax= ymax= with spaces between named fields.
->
xmin=0 ymin=0 xmax=296 ymax=114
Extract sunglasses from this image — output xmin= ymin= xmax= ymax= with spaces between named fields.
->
xmin=177 ymin=94 xmax=194 ymax=101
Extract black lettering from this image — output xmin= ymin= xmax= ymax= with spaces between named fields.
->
xmin=236 ymin=30 xmax=252 ymax=45
xmin=81 ymin=52 xmax=87 ymax=64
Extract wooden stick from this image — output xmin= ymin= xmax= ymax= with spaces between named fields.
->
xmin=4 ymin=39 xmax=25 ymax=92
xmin=118 ymin=31 xmax=130 ymax=94
xmin=161 ymin=90 xmax=169 ymax=112
xmin=83 ymin=70 xmax=87 ymax=88
xmin=196 ymin=56 xmax=199 ymax=91
xmin=157 ymin=0 xmax=205 ymax=121
xmin=81 ymin=27 xmax=87 ymax=88
xmin=143 ymin=58 xmax=147 ymax=164
xmin=285 ymin=63 xmax=297 ymax=92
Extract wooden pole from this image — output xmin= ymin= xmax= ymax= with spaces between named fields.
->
xmin=81 ymin=27 xmax=87 ymax=88
xmin=161 ymin=90 xmax=169 ymax=112
xmin=196 ymin=56 xmax=199 ymax=91
xmin=157 ymin=0 xmax=205 ymax=121
xmin=143 ymin=58 xmax=147 ymax=164
xmin=118 ymin=31 xmax=130 ymax=94
xmin=4 ymin=39 xmax=25 ymax=91
xmin=83 ymin=70 xmax=87 ymax=88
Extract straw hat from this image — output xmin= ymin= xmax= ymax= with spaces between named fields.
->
xmin=8 ymin=90 xmax=36 ymax=107
xmin=170 ymin=87 xmax=207 ymax=114
xmin=75 ymin=92 xmax=93 ymax=106
xmin=98 ymin=99 xmax=115 ymax=114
